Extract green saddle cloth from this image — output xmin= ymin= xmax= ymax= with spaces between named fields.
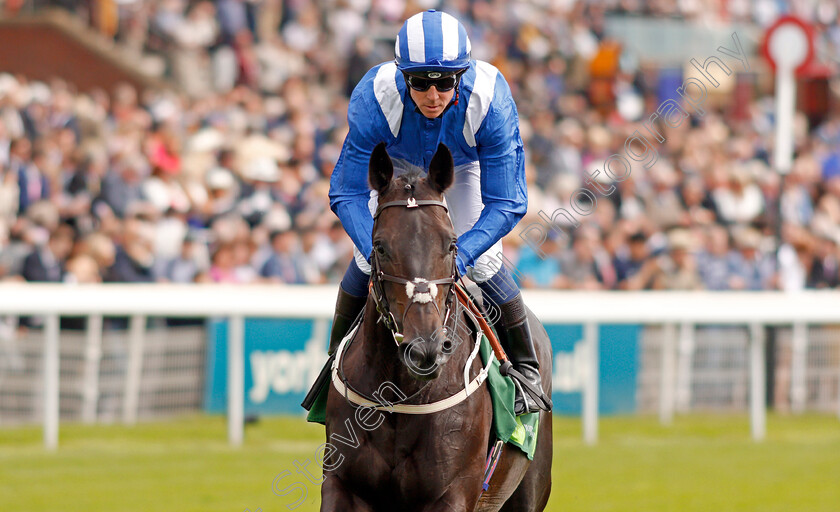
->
xmin=305 ymin=334 xmax=539 ymax=460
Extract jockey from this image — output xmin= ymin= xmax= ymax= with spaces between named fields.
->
xmin=324 ymin=10 xmax=549 ymax=415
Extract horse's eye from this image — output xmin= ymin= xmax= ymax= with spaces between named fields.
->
xmin=375 ymin=243 xmax=387 ymax=256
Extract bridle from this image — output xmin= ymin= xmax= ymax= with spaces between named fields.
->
xmin=332 ymin=185 xmax=497 ymax=415
xmin=369 ymin=193 xmax=458 ymax=346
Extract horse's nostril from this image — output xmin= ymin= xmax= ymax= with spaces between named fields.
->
xmin=403 ymin=340 xmax=427 ymax=365
xmin=401 ymin=337 xmax=440 ymax=378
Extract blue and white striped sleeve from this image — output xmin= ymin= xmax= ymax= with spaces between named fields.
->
xmin=329 ymin=83 xmax=387 ymax=263
xmin=457 ymin=74 xmax=528 ymax=269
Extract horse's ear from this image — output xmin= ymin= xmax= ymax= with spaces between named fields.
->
xmin=428 ymin=143 xmax=454 ymax=194
xmin=368 ymin=142 xmax=393 ymax=194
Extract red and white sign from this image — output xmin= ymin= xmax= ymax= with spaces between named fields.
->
xmin=761 ymin=15 xmax=815 ymax=75
xmin=761 ymin=16 xmax=816 ymax=175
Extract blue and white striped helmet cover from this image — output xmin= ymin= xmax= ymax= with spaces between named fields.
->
xmin=395 ymin=10 xmax=471 ymax=73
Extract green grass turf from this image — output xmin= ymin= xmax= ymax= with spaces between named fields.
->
xmin=1 ymin=414 xmax=838 ymax=512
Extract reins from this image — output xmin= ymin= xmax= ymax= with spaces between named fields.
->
xmin=453 ymin=283 xmax=510 ymax=367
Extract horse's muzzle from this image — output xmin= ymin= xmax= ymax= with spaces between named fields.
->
xmin=400 ymin=336 xmax=442 ymax=381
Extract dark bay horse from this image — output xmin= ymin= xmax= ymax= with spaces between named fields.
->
xmin=322 ymin=143 xmax=552 ymax=511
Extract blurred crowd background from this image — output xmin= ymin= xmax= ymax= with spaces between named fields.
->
xmin=0 ymin=0 xmax=839 ymax=292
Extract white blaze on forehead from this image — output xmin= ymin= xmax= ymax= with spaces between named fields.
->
xmin=405 ymin=277 xmax=438 ymax=304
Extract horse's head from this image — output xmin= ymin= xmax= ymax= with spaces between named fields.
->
xmin=368 ymin=142 xmax=458 ymax=380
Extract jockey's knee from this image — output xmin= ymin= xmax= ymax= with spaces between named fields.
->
xmin=341 ymin=259 xmax=370 ymax=297
xmin=475 ymin=265 xmax=521 ymax=310
xmin=353 ymin=248 xmax=373 ymax=276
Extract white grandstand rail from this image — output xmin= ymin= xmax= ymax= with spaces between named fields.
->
xmin=0 ymin=284 xmax=338 ymax=318
xmin=1 ymin=285 xmax=838 ymax=448
xmin=522 ymin=290 xmax=840 ymax=325
xmin=0 ymin=285 xmax=838 ymax=323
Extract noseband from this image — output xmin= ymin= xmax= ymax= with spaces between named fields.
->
xmin=370 ymin=195 xmax=458 ymax=345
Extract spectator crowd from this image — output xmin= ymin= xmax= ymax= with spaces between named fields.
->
xmin=0 ymin=0 xmax=839 ymax=292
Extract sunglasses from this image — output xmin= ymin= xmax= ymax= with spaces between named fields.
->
xmin=404 ymin=72 xmax=461 ymax=92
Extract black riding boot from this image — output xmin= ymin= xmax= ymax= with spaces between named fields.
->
xmin=327 ymin=287 xmax=368 ymax=355
xmin=301 ymin=287 xmax=367 ymax=410
xmin=496 ymin=293 xmax=551 ymax=415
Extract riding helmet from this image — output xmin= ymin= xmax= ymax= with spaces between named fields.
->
xmin=395 ymin=10 xmax=471 ymax=75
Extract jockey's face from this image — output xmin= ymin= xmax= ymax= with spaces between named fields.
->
xmin=409 ymin=85 xmax=455 ymax=119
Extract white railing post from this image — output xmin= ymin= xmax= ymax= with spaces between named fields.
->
xmin=790 ymin=322 xmax=807 ymax=414
xmin=43 ymin=314 xmax=60 ymax=450
xmin=837 ymin=360 xmax=840 ymax=420
xmin=228 ymin=315 xmax=245 ymax=446
xmin=749 ymin=323 xmax=766 ymax=441
xmin=836 ymin=342 xmax=840 ymax=420
xmin=675 ymin=322 xmax=695 ymax=413
xmin=123 ymin=314 xmax=146 ymax=424
xmin=659 ymin=323 xmax=677 ymax=426
xmin=81 ymin=314 xmax=103 ymax=423
xmin=582 ymin=322 xmax=599 ymax=445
